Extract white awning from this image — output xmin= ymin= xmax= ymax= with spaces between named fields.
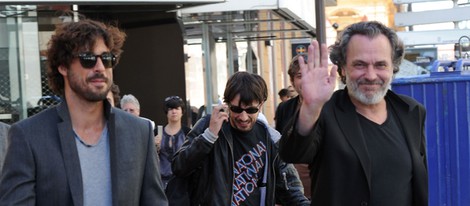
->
xmin=178 ymin=0 xmax=337 ymax=43
xmin=179 ymin=0 xmax=319 ymax=32
xmin=0 ymin=0 xmax=224 ymax=5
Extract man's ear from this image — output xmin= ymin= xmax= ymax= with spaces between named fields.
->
xmin=340 ymin=67 xmax=345 ymax=77
xmin=58 ymin=65 xmax=67 ymax=76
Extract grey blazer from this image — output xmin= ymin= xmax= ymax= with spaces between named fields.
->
xmin=0 ymin=122 xmax=10 ymax=174
xmin=0 ymin=101 xmax=168 ymax=206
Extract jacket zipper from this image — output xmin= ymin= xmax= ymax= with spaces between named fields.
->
xmin=272 ymin=150 xmax=279 ymax=204
xmin=282 ymin=172 xmax=289 ymax=190
xmin=221 ymin=128 xmax=235 ymax=205
xmin=268 ymin=129 xmax=278 ymax=205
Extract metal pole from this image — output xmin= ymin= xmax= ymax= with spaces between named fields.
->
xmin=315 ymin=0 xmax=326 ymax=44
xmin=227 ymin=31 xmax=235 ymax=76
xmin=202 ymin=23 xmax=214 ymax=114
xmin=226 ymin=12 xmax=235 ymax=76
xmin=246 ymin=40 xmax=253 ymax=73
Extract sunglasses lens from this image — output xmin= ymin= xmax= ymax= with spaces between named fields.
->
xmin=229 ymin=106 xmax=243 ymax=113
xmin=229 ymin=106 xmax=259 ymax=114
xmin=78 ymin=52 xmax=116 ymax=69
xmin=101 ymin=53 xmax=115 ymax=68
xmin=245 ymin=108 xmax=259 ymax=114
xmin=79 ymin=53 xmax=97 ymax=68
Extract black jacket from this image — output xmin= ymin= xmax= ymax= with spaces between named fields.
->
xmin=279 ymin=89 xmax=428 ymax=206
xmin=275 ymin=95 xmax=300 ymax=133
xmin=172 ymin=115 xmax=310 ymax=206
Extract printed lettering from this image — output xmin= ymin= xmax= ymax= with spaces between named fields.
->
xmin=231 ymin=141 xmax=267 ymax=206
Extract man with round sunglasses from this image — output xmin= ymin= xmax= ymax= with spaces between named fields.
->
xmin=0 ymin=19 xmax=167 ymax=205
xmin=172 ymin=71 xmax=310 ymax=206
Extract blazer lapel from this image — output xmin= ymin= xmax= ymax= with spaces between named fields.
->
xmin=386 ymin=93 xmax=428 ymax=205
xmin=335 ymin=90 xmax=372 ymax=190
xmin=57 ymin=102 xmax=84 ymax=206
xmin=387 ymin=94 xmax=421 ymax=163
xmin=107 ymin=109 xmax=119 ymax=205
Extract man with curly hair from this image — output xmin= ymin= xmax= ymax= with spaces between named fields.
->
xmin=0 ymin=19 xmax=167 ymax=205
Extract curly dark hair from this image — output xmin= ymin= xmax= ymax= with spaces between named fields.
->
xmin=329 ymin=21 xmax=404 ymax=84
xmin=223 ymin=72 xmax=267 ymax=106
xmin=46 ymin=19 xmax=126 ymax=96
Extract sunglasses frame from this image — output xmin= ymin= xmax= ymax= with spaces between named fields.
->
xmin=77 ymin=52 xmax=117 ymax=69
xmin=228 ymin=105 xmax=260 ymax=114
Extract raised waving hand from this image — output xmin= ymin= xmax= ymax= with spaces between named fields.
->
xmin=297 ymin=40 xmax=337 ymax=135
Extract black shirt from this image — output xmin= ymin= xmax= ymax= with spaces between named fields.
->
xmin=231 ymin=124 xmax=267 ymax=206
xmin=358 ymin=103 xmax=412 ymax=206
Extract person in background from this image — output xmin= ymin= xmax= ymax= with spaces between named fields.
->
xmin=120 ymin=94 xmax=142 ymax=116
xmin=275 ymin=54 xmax=305 ymax=133
xmin=155 ymin=95 xmax=190 ymax=187
xmin=172 ymin=71 xmax=310 ymax=206
xmin=279 ymin=21 xmax=428 ymax=206
xmin=287 ymin=85 xmax=298 ymax=98
xmin=278 ymin=88 xmax=290 ymax=103
xmin=190 ymin=105 xmax=199 ymax=126
xmin=0 ymin=122 xmax=10 ymax=174
xmin=120 ymin=94 xmax=156 ymax=133
xmin=274 ymin=54 xmax=311 ymax=198
xmin=0 ymin=18 xmax=167 ymax=205
xmin=155 ymin=96 xmax=190 ymax=205
xmin=106 ymin=83 xmax=120 ymax=107
xmin=274 ymin=88 xmax=290 ymax=127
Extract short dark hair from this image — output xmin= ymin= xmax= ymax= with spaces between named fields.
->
xmin=329 ymin=21 xmax=404 ymax=84
xmin=110 ymin=83 xmax=121 ymax=107
xmin=164 ymin=96 xmax=185 ymax=114
xmin=46 ymin=18 xmax=126 ymax=96
xmin=287 ymin=54 xmax=307 ymax=84
xmin=223 ymin=72 xmax=267 ymax=106
xmin=278 ymin=88 xmax=289 ymax=98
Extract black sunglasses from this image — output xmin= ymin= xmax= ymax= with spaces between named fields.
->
xmin=229 ymin=105 xmax=260 ymax=114
xmin=77 ymin=52 xmax=117 ymax=69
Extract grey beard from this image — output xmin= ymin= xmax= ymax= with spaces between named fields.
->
xmin=347 ymin=80 xmax=390 ymax=105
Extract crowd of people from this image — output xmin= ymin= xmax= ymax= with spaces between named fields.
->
xmin=0 ymin=18 xmax=428 ymax=206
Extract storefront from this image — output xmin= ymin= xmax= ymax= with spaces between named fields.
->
xmin=0 ymin=0 xmax=335 ymax=125
xmin=0 ymin=2 xmax=222 ymax=124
